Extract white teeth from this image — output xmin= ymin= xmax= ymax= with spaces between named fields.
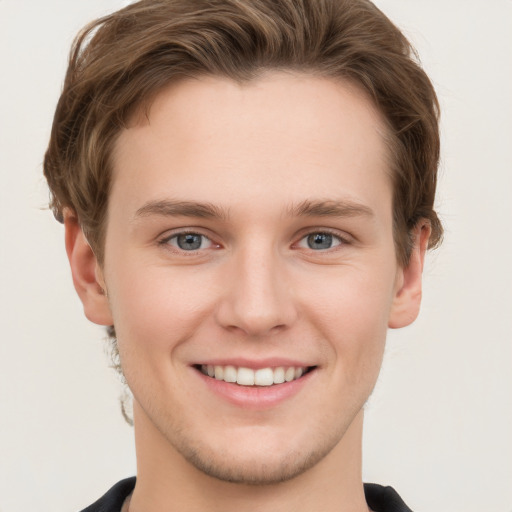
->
xmin=273 ymin=366 xmax=285 ymax=384
xmin=237 ymin=367 xmax=255 ymax=386
xmin=254 ymin=368 xmax=274 ymax=386
xmin=223 ymin=365 xmax=237 ymax=383
xmin=285 ymin=367 xmax=295 ymax=382
xmin=214 ymin=366 xmax=224 ymax=380
xmin=200 ymin=364 xmax=309 ymax=386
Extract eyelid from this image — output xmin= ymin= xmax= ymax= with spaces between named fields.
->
xmin=157 ymin=228 xmax=221 ymax=253
xmin=294 ymin=228 xmax=352 ymax=250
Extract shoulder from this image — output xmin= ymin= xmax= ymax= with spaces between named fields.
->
xmin=364 ymin=483 xmax=414 ymax=512
xmin=79 ymin=477 xmax=136 ymax=512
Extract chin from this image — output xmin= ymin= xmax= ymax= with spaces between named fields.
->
xmin=179 ymin=443 xmax=329 ymax=485
xmin=164 ymin=422 xmax=346 ymax=486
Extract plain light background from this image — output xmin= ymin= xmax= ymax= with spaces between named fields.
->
xmin=1 ymin=1 xmax=511 ymax=511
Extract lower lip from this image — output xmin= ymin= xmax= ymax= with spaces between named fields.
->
xmin=193 ymin=367 xmax=316 ymax=409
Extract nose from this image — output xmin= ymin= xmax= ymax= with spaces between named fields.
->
xmin=215 ymin=245 xmax=298 ymax=337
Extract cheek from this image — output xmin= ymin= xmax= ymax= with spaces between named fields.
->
xmin=106 ymin=264 xmax=217 ymax=364
xmin=302 ymin=267 xmax=395 ymax=375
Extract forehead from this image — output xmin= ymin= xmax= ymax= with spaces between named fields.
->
xmin=111 ymin=72 xmax=392 ymax=218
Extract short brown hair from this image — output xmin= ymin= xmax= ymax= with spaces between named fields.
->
xmin=44 ymin=0 xmax=442 ymax=267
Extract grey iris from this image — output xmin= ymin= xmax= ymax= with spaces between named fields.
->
xmin=307 ymin=233 xmax=333 ymax=250
xmin=177 ymin=233 xmax=202 ymax=250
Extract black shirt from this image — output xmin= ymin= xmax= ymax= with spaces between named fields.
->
xmin=80 ymin=477 xmax=413 ymax=512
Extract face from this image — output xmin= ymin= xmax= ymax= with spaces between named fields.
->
xmin=72 ymin=72 xmax=425 ymax=484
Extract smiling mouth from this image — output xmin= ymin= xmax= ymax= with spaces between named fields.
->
xmin=196 ymin=364 xmax=315 ymax=387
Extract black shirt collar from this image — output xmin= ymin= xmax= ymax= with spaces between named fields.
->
xmin=80 ymin=477 xmax=413 ymax=512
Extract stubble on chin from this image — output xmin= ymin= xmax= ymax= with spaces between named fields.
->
xmin=163 ymin=421 xmax=348 ymax=486
xmin=178 ymin=443 xmax=330 ymax=485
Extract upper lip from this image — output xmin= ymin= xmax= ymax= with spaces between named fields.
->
xmin=193 ymin=358 xmax=315 ymax=370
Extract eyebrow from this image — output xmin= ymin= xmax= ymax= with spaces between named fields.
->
xmin=134 ymin=200 xmax=229 ymax=221
xmin=135 ymin=200 xmax=232 ymax=220
xmin=288 ymin=199 xmax=375 ymax=219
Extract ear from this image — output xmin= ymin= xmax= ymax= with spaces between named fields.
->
xmin=64 ymin=210 xmax=113 ymax=326
xmin=388 ymin=221 xmax=431 ymax=329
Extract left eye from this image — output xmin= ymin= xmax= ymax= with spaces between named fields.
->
xmin=167 ymin=233 xmax=213 ymax=251
xmin=298 ymin=232 xmax=343 ymax=250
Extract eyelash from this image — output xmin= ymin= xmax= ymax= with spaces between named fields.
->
xmin=157 ymin=228 xmax=350 ymax=254
xmin=158 ymin=230 xmax=217 ymax=253
xmin=294 ymin=229 xmax=349 ymax=251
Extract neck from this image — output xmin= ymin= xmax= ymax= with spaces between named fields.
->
xmin=128 ymin=402 xmax=369 ymax=512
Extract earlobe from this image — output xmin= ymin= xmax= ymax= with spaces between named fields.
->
xmin=388 ymin=221 xmax=431 ymax=329
xmin=64 ymin=210 xmax=113 ymax=326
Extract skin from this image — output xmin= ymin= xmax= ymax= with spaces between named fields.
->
xmin=65 ymin=71 xmax=430 ymax=512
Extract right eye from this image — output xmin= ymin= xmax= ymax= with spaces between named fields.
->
xmin=165 ymin=232 xmax=214 ymax=251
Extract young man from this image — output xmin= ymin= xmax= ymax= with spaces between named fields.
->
xmin=44 ymin=0 xmax=442 ymax=510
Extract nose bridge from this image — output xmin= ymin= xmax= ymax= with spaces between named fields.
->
xmin=216 ymin=239 xmax=296 ymax=336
